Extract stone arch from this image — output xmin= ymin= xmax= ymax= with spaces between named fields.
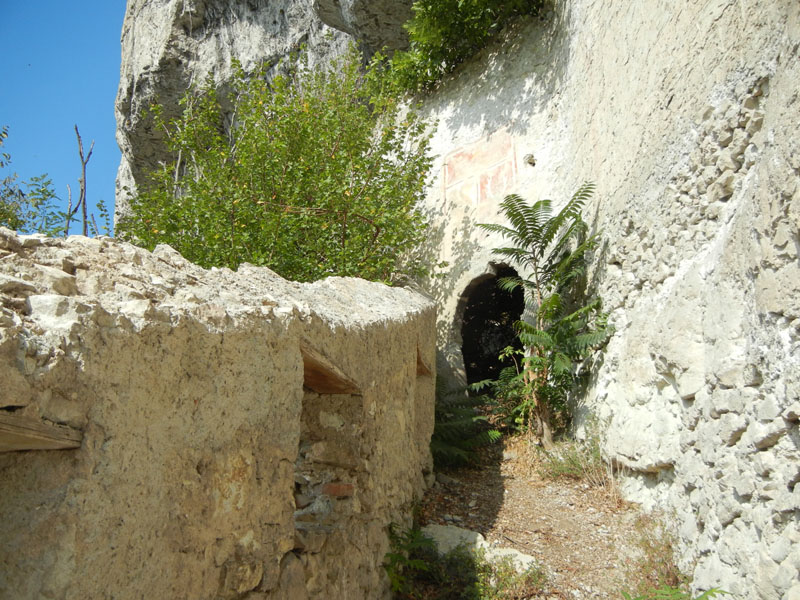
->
xmin=457 ymin=263 xmax=525 ymax=386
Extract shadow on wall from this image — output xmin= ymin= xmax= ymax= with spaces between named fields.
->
xmin=433 ymin=3 xmax=571 ymax=137
xmin=418 ymin=210 xmax=485 ymax=349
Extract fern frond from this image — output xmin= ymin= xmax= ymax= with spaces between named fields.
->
xmin=490 ymin=246 xmax=533 ymax=267
xmin=524 ymin=198 xmax=553 ymax=249
xmin=551 ymin=352 xmax=572 ymax=376
xmin=462 ymin=428 xmax=502 ymax=448
xmin=432 ymin=377 xmax=502 ymax=467
xmin=497 ymin=194 xmax=534 ymax=243
xmin=516 ymin=324 xmax=553 ymax=349
xmin=496 ymin=275 xmax=522 ymax=293
xmin=564 ymin=329 xmax=612 ymax=354
xmin=477 ymin=222 xmax=527 ymax=247
xmin=469 ymin=378 xmax=496 ymax=393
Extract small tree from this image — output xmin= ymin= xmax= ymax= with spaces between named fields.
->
xmin=478 ymin=183 xmax=612 ymax=450
xmin=0 ymin=125 xmax=110 ymax=237
xmin=118 ymin=46 xmax=434 ymax=283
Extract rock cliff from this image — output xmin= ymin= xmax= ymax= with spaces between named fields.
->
xmin=0 ymin=227 xmax=435 ymax=599
xmin=115 ymin=0 xmax=345 ymax=215
xmin=419 ymin=3 xmax=799 ymax=598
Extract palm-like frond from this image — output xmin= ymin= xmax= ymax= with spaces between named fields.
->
xmin=496 ymin=275 xmax=522 ymax=293
xmin=477 ymin=182 xmax=612 ymax=440
xmin=515 ymin=321 xmax=554 ymax=350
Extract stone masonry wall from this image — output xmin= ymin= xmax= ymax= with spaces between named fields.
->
xmin=0 ymin=227 xmax=435 ymax=599
xmin=418 ymin=2 xmax=799 ymax=598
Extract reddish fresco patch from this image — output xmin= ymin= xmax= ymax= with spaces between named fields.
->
xmin=478 ymin=160 xmax=516 ymax=219
xmin=443 ymin=129 xmax=517 ymax=216
xmin=448 ymin=179 xmax=479 ymax=212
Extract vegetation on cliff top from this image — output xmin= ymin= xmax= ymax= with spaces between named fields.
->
xmin=119 ymin=47 xmax=434 ymax=283
xmin=1 ymin=125 xmax=111 ymax=237
xmin=385 ymin=0 xmax=547 ymax=92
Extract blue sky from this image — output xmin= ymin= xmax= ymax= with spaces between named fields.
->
xmin=0 ymin=1 xmax=126 ymax=228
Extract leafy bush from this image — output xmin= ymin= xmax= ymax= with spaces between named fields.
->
xmin=472 ymin=346 xmax=541 ymax=434
xmin=119 ymin=46 xmax=434 ymax=283
xmin=1 ymin=125 xmax=112 ymax=237
xmin=385 ymin=0 xmax=546 ymax=92
xmin=477 ymin=183 xmax=612 ymax=449
xmin=384 ymin=523 xmax=438 ymax=596
xmin=431 ymin=377 xmax=501 ymax=468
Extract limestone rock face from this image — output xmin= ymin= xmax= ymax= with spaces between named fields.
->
xmin=111 ymin=0 xmax=800 ymax=596
xmin=416 ymin=2 xmax=800 ymax=598
xmin=0 ymin=227 xmax=435 ymax=599
xmin=313 ymin=0 xmax=412 ymax=53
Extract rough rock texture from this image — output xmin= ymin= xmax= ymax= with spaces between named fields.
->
xmin=0 ymin=227 xmax=435 ymax=599
xmin=422 ymin=524 xmax=539 ymax=572
xmin=313 ymin=0 xmax=412 ymax=53
xmin=114 ymin=0 xmax=800 ymax=596
xmin=417 ymin=2 xmax=800 ymax=598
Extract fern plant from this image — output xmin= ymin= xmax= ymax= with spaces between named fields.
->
xmin=478 ymin=183 xmax=612 ymax=449
xmin=431 ymin=377 xmax=501 ymax=467
xmin=384 ymin=523 xmax=436 ymax=595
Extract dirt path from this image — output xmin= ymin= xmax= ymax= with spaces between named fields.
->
xmin=418 ymin=438 xmax=643 ymax=599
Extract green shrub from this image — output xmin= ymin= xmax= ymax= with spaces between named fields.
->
xmin=384 ymin=523 xmax=546 ymax=599
xmin=119 ymin=46 xmax=434 ymax=283
xmin=385 ymin=0 xmax=546 ymax=92
xmin=431 ymin=377 xmax=501 ymax=468
xmin=477 ymin=183 xmax=613 ymax=449
xmin=0 ymin=126 xmax=62 ymax=235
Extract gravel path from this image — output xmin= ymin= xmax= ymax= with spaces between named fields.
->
xmin=419 ymin=438 xmax=643 ymax=599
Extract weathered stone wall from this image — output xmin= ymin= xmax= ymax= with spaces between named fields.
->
xmin=0 ymin=227 xmax=435 ymax=599
xmin=417 ymin=3 xmax=799 ymax=598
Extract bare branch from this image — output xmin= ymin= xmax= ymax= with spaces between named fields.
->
xmin=74 ymin=125 xmax=95 ymax=236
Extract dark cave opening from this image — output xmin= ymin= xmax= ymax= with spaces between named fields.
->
xmin=459 ymin=265 xmax=525 ymax=387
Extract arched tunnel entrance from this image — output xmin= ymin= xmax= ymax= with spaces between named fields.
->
xmin=459 ymin=264 xmax=525 ymax=386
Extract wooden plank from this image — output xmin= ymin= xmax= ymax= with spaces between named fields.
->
xmin=416 ymin=348 xmax=432 ymax=376
xmin=0 ymin=412 xmax=83 ymax=452
xmin=300 ymin=342 xmax=361 ymax=395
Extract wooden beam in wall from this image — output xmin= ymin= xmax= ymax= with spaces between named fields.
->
xmin=416 ymin=348 xmax=432 ymax=376
xmin=0 ymin=412 xmax=83 ymax=452
xmin=300 ymin=342 xmax=361 ymax=395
